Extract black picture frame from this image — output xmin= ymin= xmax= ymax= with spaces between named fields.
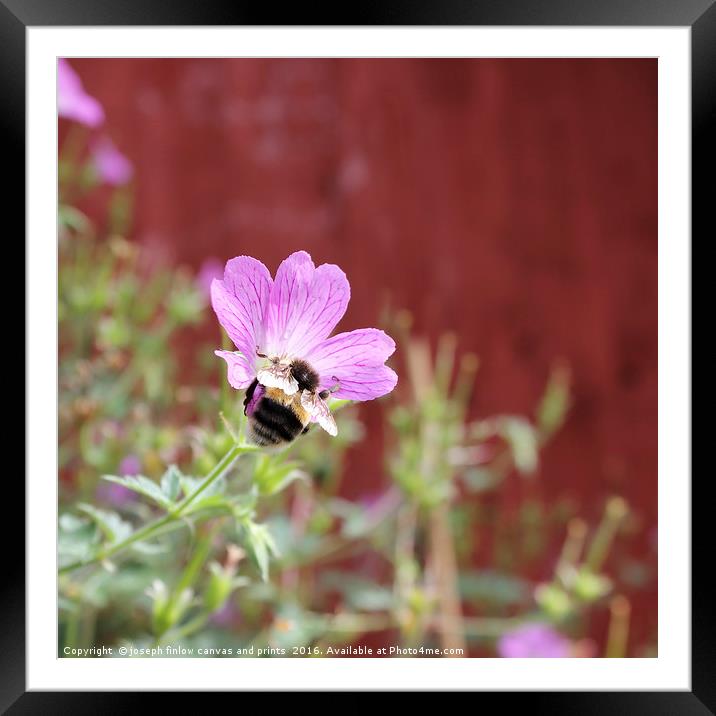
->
xmin=6 ymin=0 xmax=707 ymax=709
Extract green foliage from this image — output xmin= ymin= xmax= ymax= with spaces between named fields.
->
xmin=58 ymin=230 xmax=207 ymax=490
xmin=59 ymin=513 xmax=101 ymax=568
xmin=535 ymin=582 xmax=572 ymax=621
xmin=101 ymin=474 xmax=177 ymax=511
xmin=321 ymin=573 xmax=396 ymax=612
xmin=459 ymin=570 xmax=532 ymax=607
xmin=77 ymin=504 xmax=133 ymax=545
xmin=496 ymin=417 xmax=540 ymax=476
xmin=58 ymin=167 xmax=650 ymax=658
xmin=242 ymin=521 xmax=279 ymax=582
xmin=572 ymin=567 xmax=613 ymax=603
xmin=537 ymin=363 xmax=571 ymax=439
xmin=253 ymin=455 xmax=306 ymax=497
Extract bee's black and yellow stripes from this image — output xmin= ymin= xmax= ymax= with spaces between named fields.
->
xmin=246 ymin=383 xmax=311 ymax=447
xmin=250 ymin=398 xmax=305 ymax=445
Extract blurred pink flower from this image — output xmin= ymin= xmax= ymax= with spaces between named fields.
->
xmin=96 ymin=454 xmax=141 ymax=507
xmin=196 ymin=257 xmax=224 ymax=299
xmin=92 ymin=137 xmax=133 ymax=185
xmin=497 ymin=623 xmax=571 ymax=658
xmin=211 ymin=251 xmax=398 ymax=439
xmin=57 ymin=58 xmax=105 ymax=127
xmin=118 ymin=454 xmax=142 ymax=476
xmin=359 ymin=490 xmax=400 ymax=522
xmin=209 ymin=600 xmax=241 ymax=628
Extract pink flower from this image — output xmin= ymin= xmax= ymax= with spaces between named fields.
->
xmin=211 ymin=251 xmax=397 ymax=437
xmin=57 ymin=58 xmax=105 ymax=127
xmin=96 ymin=454 xmax=141 ymax=506
xmin=196 ymin=257 xmax=224 ymax=299
xmin=209 ymin=601 xmax=241 ymax=628
xmin=92 ymin=137 xmax=133 ymax=186
xmin=497 ymin=623 xmax=572 ymax=658
xmin=118 ymin=454 xmax=142 ymax=476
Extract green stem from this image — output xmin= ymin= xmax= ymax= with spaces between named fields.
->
xmin=59 ymin=443 xmax=250 ymax=575
xmin=159 ymin=611 xmax=211 ymax=645
xmin=60 ymin=513 xmax=175 ymax=575
xmin=173 ymin=444 xmax=246 ymax=516
xmin=605 ymin=595 xmax=631 ymax=657
xmin=64 ymin=602 xmax=81 ymax=653
xmin=586 ymin=497 xmax=628 ymax=572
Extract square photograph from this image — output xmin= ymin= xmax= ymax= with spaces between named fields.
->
xmin=57 ymin=57 xmax=657 ymax=660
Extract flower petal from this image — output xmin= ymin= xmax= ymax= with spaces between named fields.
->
xmin=326 ymin=364 xmax=398 ymax=401
xmin=292 ymin=263 xmax=351 ymax=358
xmin=92 ymin=137 xmax=133 ymax=185
xmin=196 ymin=257 xmax=224 ymax=299
xmin=214 ymin=350 xmax=255 ymax=389
xmin=211 ymin=256 xmax=272 ymax=369
xmin=262 ymin=252 xmax=351 ymax=359
xmin=214 ymin=351 xmax=256 ymax=390
xmin=57 ymin=59 xmax=105 ymax=127
xmin=307 ymin=328 xmax=398 ymax=401
xmin=263 ymin=251 xmax=315 ymax=357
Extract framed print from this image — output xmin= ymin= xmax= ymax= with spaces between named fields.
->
xmin=6 ymin=0 xmax=708 ymax=708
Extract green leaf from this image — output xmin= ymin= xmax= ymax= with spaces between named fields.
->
xmin=97 ymin=316 xmax=132 ymax=349
xmin=77 ymin=504 xmax=133 ymax=545
xmin=262 ymin=516 xmax=322 ymax=563
xmin=58 ymin=596 xmax=79 ymax=614
xmin=131 ymin=541 xmax=170 ymax=556
xmin=498 ymin=417 xmax=539 ymax=476
xmin=175 ymin=474 xmax=233 ymax=516
xmin=535 ymin=582 xmax=572 ymax=620
xmin=179 ymin=474 xmax=226 ymax=501
xmin=160 ymin=466 xmax=182 ymax=502
xmin=253 ymin=455 xmax=306 ymax=496
xmin=58 ymin=513 xmax=101 ymax=566
xmin=59 ymin=513 xmax=90 ymax=532
xmin=537 ymin=364 xmax=570 ymax=438
xmin=101 ymin=474 xmax=175 ymax=510
xmin=78 ymin=564 xmax=157 ymax=609
xmin=58 ymin=204 xmax=90 ymax=233
xmin=166 ymin=284 xmax=204 ymax=325
xmin=244 ymin=521 xmax=279 ymax=582
xmin=229 ymin=491 xmax=258 ymax=521
xmin=326 ymin=498 xmax=373 ymax=539
xmin=572 ymin=567 xmax=612 ymax=602
xmin=328 ymin=398 xmax=352 ymax=413
xmin=321 ymin=573 xmax=395 ymax=612
xmin=458 ymin=570 xmax=532 ymax=606
xmin=462 ymin=467 xmax=499 ymax=493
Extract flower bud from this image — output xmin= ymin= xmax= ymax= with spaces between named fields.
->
xmin=573 ymin=568 xmax=612 ymax=603
xmin=204 ymin=545 xmax=245 ymax=613
xmin=535 ymin=582 xmax=572 ymax=620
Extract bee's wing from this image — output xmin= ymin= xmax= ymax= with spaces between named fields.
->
xmin=257 ymin=363 xmax=299 ymax=395
xmin=301 ymin=391 xmax=338 ymax=437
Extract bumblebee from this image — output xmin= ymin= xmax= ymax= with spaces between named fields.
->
xmin=244 ymin=356 xmax=338 ymax=447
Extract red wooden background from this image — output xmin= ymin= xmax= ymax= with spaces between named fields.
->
xmin=70 ymin=58 xmax=658 ymax=653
